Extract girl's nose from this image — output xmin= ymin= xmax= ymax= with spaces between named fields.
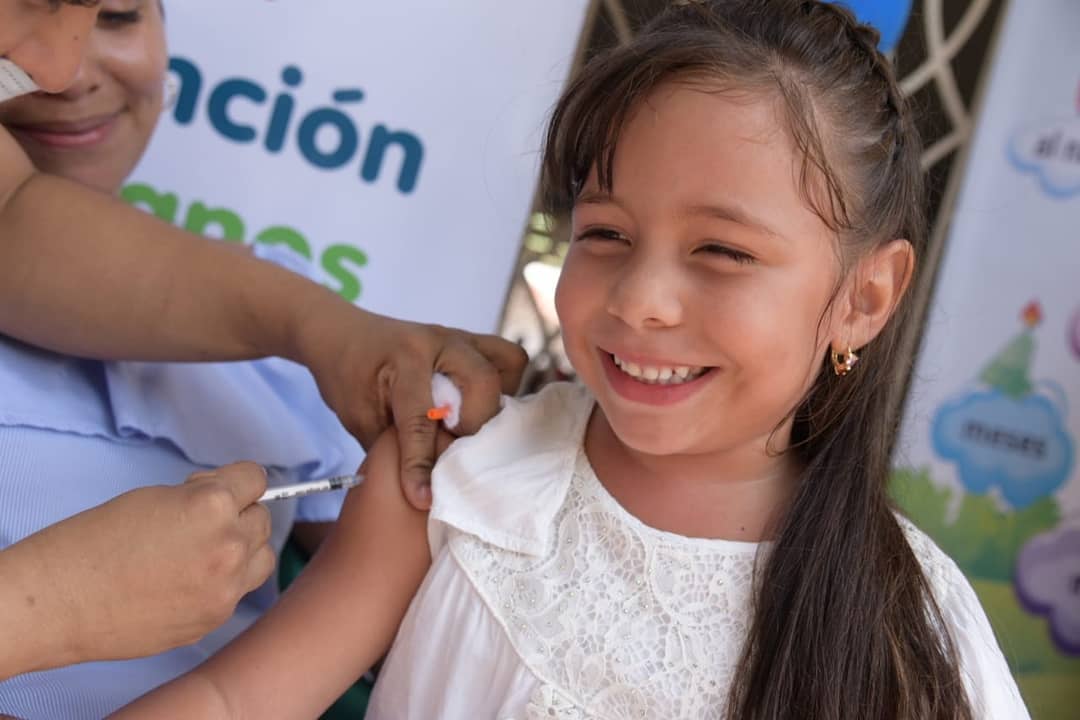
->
xmin=605 ymin=256 xmax=684 ymax=330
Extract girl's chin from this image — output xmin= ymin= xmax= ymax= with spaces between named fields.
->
xmin=594 ymin=408 xmax=695 ymax=457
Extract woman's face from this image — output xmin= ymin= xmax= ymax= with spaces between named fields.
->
xmin=0 ymin=0 xmax=166 ymax=193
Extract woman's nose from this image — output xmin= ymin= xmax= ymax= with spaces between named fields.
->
xmin=7 ymin=6 xmax=98 ymax=94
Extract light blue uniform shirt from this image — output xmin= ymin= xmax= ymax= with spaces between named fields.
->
xmin=0 ymin=253 xmax=364 ymax=719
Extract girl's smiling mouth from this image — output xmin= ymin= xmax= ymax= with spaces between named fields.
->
xmin=610 ymin=353 xmax=708 ymax=384
xmin=599 ymin=349 xmax=716 ymax=405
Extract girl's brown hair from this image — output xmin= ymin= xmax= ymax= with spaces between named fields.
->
xmin=542 ymin=2 xmax=972 ymax=718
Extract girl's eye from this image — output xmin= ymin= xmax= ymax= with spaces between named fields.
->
xmin=575 ymin=227 xmax=629 ymax=244
xmin=98 ymin=10 xmax=142 ymax=26
xmin=698 ymin=243 xmax=756 ymax=265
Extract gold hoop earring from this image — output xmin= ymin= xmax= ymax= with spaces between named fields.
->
xmin=831 ymin=347 xmax=859 ymax=376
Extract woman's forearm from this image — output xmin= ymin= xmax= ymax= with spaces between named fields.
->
xmin=0 ymin=167 xmax=355 ymax=364
xmin=0 ymin=540 xmax=78 ymax=680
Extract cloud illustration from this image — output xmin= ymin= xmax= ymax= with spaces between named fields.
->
xmin=1009 ymin=118 xmax=1080 ymax=198
xmin=932 ymin=389 xmax=1074 ymax=508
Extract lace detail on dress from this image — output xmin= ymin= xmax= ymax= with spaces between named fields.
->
xmin=452 ymin=450 xmax=761 ymax=719
xmin=896 ymin=515 xmax=956 ymax=601
xmin=521 ymin=684 xmax=584 ymax=719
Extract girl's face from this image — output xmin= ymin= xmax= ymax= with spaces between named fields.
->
xmin=0 ymin=0 xmax=100 ymax=95
xmin=0 ymin=0 xmax=165 ymax=194
xmin=556 ymin=82 xmax=845 ymax=462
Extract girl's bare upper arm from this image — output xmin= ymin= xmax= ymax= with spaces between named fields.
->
xmin=112 ymin=429 xmax=431 ymax=720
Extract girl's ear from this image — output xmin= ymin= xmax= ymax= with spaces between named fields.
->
xmin=831 ymin=239 xmax=914 ymax=352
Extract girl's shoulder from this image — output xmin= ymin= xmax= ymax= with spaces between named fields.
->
xmin=897 ymin=516 xmax=1032 ymax=719
xmin=895 ymin=516 xmax=963 ymax=597
xmin=427 ymin=382 xmax=594 ymax=557
xmin=897 ymin=515 xmax=988 ymax=622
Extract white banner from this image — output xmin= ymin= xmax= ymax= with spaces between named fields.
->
xmin=893 ymin=1 xmax=1080 ymax=716
xmin=128 ymin=0 xmax=590 ymax=332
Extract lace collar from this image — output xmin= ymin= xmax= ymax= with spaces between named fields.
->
xmin=429 ymin=382 xmax=593 ymax=557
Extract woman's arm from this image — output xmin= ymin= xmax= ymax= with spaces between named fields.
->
xmin=0 ymin=126 xmax=525 ymax=504
xmin=0 ymin=127 xmax=315 ymax=364
xmin=113 ymin=431 xmax=434 ymax=720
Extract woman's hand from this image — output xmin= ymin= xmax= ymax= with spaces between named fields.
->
xmin=0 ymin=462 xmax=275 ymax=679
xmin=290 ymin=300 xmax=526 ymax=510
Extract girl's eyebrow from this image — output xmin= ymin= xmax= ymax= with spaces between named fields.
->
xmin=685 ymin=202 xmax=781 ymax=238
xmin=49 ymin=0 xmax=104 ymax=9
xmin=576 ymin=189 xmax=619 ymax=207
xmin=577 ymin=191 xmax=781 ymax=239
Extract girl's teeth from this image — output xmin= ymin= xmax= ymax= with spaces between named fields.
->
xmin=611 ymin=355 xmax=705 ymax=385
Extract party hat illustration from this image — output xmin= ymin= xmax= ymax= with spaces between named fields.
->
xmin=978 ymin=301 xmax=1041 ymax=399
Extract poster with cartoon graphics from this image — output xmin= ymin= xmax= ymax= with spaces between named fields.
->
xmin=892 ymin=2 xmax=1080 ymax=718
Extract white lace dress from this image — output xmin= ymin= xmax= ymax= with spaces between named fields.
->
xmin=366 ymin=383 xmax=1030 ymax=720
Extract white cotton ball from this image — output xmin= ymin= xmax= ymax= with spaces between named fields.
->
xmin=431 ymin=372 xmax=462 ymax=430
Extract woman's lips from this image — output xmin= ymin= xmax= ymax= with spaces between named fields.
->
xmin=10 ymin=112 xmax=120 ymax=149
